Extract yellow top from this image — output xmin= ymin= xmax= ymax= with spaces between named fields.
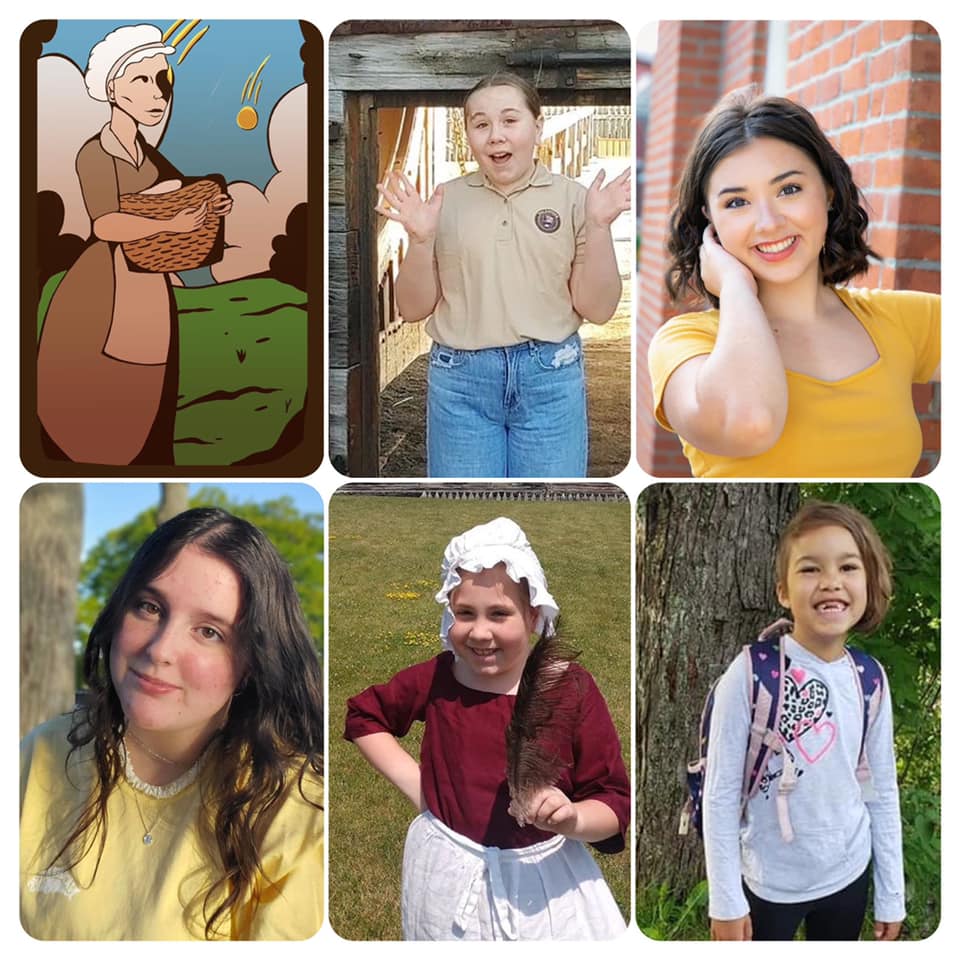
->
xmin=648 ymin=287 xmax=941 ymax=478
xmin=425 ymin=163 xmax=587 ymax=350
xmin=20 ymin=714 xmax=323 ymax=940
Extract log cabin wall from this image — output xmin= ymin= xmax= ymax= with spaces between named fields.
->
xmin=329 ymin=20 xmax=630 ymax=476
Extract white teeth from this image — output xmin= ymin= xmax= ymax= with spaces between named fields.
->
xmin=756 ymin=237 xmax=796 ymax=254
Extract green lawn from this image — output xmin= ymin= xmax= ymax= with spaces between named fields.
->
xmin=37 ymin=272 xmax=306 ymax=466
xmin=328 ymin=494 xmax=632 ymax=940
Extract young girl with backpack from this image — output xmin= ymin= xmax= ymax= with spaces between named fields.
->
xmin=703 ymin=501 xmax=904 ymax=941
xmin=375 ymin=72 xmax=630 ymax=478
xmin=344 ymin=517 xmax=629 ymax=939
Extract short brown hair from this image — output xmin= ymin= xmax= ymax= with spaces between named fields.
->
xmin=776 ymin=501 xmax=892 ymax=634
xmin=464 ymin=71 xmax=541 ymax=120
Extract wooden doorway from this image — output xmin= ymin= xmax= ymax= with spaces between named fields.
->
xmin=329 ymin=21 xmax=630 ymax=477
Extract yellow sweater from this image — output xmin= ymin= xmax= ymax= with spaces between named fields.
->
xmin=20 ymin=714 xmax=323 ymax=940
xmin=648 ymin=287 xmax=940 ymax=478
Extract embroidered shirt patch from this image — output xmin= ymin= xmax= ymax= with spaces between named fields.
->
xmin=534 ymin=208 xmax=561 ymax=233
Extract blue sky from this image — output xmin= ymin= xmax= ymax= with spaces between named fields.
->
xmin=82 ymin=483 xmax=323 ymax=557
xmin=44 ymin=19 xmax=308 ymax=190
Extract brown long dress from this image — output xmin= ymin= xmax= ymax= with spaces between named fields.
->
xmin=37 ymin=125 xmax=180 ymax=466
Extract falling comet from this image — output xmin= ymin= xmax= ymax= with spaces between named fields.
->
xmin=178 ymin=25 xmax=209 ymax=65
xmin=236 ymin=55 xmax=270 ymax=131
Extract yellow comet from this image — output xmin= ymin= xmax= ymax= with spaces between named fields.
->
xmin=171 ymin=19 xmax=202 ymax=49
xmin=162 ymin=20 xmax=184 ymax=43
xmin=177 ymin=24 xmax=209 ymax=65
xmin=236 ymin=55 xmax=270 ymax=131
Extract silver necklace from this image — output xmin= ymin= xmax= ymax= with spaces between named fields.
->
xmin=130 ymin=789 xmax=161 ymax=846
xmin=124 ymin=727 xmax=185 ymax=767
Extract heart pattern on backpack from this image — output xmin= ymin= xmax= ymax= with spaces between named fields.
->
xmin=778 ymin=675 xmax=830 ymax=743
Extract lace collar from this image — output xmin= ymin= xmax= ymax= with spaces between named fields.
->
xmin=121 ymin=739 xmax=210 ymax=799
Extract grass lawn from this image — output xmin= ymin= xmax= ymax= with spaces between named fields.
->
xmin=327 ymin=494 xmax=632 ymax=939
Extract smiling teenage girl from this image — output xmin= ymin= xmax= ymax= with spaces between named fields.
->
xmin=704 ymin=501 xmax=903 ymax=941
xmin=20 ymin=508 xmax=324 ymax=939
xmin=376 ymin=73 xmax=630 ymax=478
xmin=345 ymin=517 xmax=628 ymax=939
xmin=648 ymin=90 xmax=940 ymax=477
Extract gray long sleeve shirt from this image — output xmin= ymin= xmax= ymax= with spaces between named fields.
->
xmin=703 ymin=635 xmax=905 ymax=922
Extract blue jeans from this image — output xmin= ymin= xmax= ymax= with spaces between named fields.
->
xmin=426 ymin=332 xmax=588 ymax=478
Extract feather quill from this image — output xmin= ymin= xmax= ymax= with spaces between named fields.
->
xmin=505 ymin=632 xmax=581 ymax=826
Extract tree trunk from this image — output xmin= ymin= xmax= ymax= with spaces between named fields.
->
xmin=20 ymin=484 xmax=84 ymax=736
xmin=636 ymin=482 xmax=799 ymax=895
xmin=157 ymin=483 xmax=189 ymax=526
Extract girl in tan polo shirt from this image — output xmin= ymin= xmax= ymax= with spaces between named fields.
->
xmin=376 ymin=72 xmax=629 ymax=478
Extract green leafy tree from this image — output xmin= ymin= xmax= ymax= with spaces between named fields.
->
xmin=803 ymin=482 xmax=940 ymax=939
xmin=76 ymin=488 xmax=324 ymax=668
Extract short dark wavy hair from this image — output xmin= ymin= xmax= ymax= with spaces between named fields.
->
xmin=666 ymin=88 xmax=879 ymax=307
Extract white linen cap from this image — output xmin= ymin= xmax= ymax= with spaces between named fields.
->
xmin=436 ymin=517 xmax=559 ymax=648
xmin=85 ymin=24 xmax=176 ymax=102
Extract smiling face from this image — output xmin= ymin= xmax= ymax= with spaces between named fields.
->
xmin=109 ymin=544 xmax=243 ymax=751
xmin=465 ymin=84 xmax=543 ymax=194
xmin=777 ymin=524 xmax=868 ymax=656
xmin=108 ymin=52 xmax=171 ymax=126
xmin=704 ymin=136 xmax=833 ymax=292
xmin=447 ymin=564 xmax=537 ymax=692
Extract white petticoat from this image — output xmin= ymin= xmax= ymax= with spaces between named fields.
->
xmin=401 ymin=811 xmax=626 ymax=940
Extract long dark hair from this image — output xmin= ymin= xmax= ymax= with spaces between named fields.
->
xmin=666 ymin=88 xmax=879 ymax=307
xmin=55 ymin=507 xmax=324 ymax=938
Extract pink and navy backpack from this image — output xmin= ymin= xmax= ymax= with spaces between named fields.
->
xmin=680 ymin=619 xmax=885 ymax=841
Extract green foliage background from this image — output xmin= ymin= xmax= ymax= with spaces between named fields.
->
xmin=75 ymin=487 xmax=324 ymax=684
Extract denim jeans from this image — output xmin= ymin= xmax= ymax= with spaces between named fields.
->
xmin=426 ymin=332 xmax=588 ymax=478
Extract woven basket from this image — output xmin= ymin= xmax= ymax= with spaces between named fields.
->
xmin=120 ymin=178 xmax=222 ymax=272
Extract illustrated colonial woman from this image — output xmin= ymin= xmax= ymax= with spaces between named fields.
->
xmin=37 ymin=24 xmax=231 ymax=466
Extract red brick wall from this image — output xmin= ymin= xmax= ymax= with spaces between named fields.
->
xmin=786 ymin=20 xmax=941 ymax=475
xmin=637 ymin=21 xmax=725 ymax=477
xmin=636 ymin=20 xmax=941 ymax=476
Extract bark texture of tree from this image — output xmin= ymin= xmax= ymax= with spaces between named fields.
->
xmin=157 ymin=483 xmax=189 ymax=526
xmin=635 ymin=483 xmax=799 ymax=896
xmin=20 ymin=484 xmax=84 ymax=736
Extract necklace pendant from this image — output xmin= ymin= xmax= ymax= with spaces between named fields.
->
xmin=143 ymin=833 xmax=153 ymax=846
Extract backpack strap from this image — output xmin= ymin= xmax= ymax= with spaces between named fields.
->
xmin=742 ymin=619 xmax=796 ymax=841
xmin=845 ymin=645 xmax=885 ymax=802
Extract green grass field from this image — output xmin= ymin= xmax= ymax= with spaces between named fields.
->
xmin=37 ymin=272 xmax=306 ymax=465
xmin=327 ymin=494 xmax=632 ymax=940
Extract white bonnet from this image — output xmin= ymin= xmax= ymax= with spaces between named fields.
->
xmin=436 ymin=517 xmax=559 ymax=648
xmin=85 ymin=24 xmax=175 ymax=102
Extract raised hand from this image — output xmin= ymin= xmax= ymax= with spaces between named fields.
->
xmin=375 ymin=171 xmax=444 ymax=244
xmin=699 ymin=223 xmax=758 ymax=299
xmin=585 ymin=167 xmax=631 ymax=227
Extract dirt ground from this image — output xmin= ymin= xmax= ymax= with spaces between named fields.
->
xmin=379 ymin=309 xmax=631 ymax=478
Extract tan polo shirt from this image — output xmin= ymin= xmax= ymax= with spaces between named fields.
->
xmin=425 ymin=163 xmax=587 ymax=349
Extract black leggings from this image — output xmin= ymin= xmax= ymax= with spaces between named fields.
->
xmin=744 ymin=865 xmax=870 ymax=941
